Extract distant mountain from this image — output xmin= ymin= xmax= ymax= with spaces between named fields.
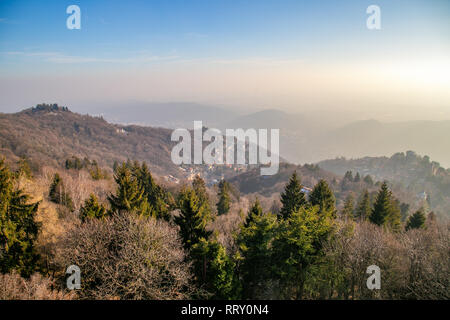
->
xmin=221 ymin=110 xmax=450 ymax=169
xmin=72 ymin=102 xmax=450 ymax=168
xmin=87 ymin=102 xmax=241 ymax=129
xmin=222 ymin=109 xmax=310 ymax=131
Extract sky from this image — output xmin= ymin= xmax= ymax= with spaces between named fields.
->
xmin=0 ymin=0 xmax=449 ymax=121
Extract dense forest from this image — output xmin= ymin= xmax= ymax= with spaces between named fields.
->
xmin=0 ymin=105 xmax=448 ymax=300
xmin=0 ymin=156 xmax=448 ymax=299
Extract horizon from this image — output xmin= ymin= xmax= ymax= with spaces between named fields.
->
xmin=0 ymin=0 xmax=449 ymax=122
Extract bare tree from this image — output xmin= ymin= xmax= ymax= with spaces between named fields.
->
xmin=54 ymin=213 xmax=199 ymax=300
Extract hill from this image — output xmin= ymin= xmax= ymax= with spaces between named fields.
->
xmin=0 ymin=104 xmax=180 ymax=177
xmin=319 ymin=151 xmax=450 ymax=216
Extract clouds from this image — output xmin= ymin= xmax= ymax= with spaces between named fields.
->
xmin=2 ymin=51 xmax=179 ymax=64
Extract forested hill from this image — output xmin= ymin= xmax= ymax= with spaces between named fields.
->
xmin=318 ymin=151 xmax=450 ymax=216
xmin=0 ymin=104 xmax=180 ymax=177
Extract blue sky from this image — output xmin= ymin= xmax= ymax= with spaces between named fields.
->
xmin=0 ymin=0 xmax=449 ymax=119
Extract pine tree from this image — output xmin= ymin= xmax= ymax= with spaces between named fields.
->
xmin=48 ymin=173 xmax=73 ymax=210
xmin=344 ymin=171 xmax=353 ymax=181
xmin=89 ymin=162 xmax=104 ymax=180
xmin=217 ymin=180 xmax=231 ymax=215
xmin=0 ymin=159 xmax=40 ymax=277
xmin=191 ymin=238 xmax=238 ymax=299
xmin=280 ymin=171 xmax=307 ymax=219
xmin=175 ymin=188 xmax=212 ymax=251
xmin=405 ymin=208 xmax=427 ymax=231
xmin=108 ymin=163 xmax=150 ymax=216
xmin=136 ymin=162 xmax=171 ymax=220
xmin=237 ymin=211 xmax=278 ymax=299
xmin=363 ymin=175 xmax=374 ymax=186
xmin=193 ymin=175 xmax=212 ymax=218
xmin=355 ymin=190 xmax=371 ymax=220
xmin=273 ymin=206 xmax=334 ymax=299
xmin=341 ymin=194 xmax=354 ymax=220
xmin=354 ymin=172 xmax=361 ymax=182
xmin=387 ymin=199 xmax=402 ymax=232
xmin=244 ymin=198 xmax=263 ymax=228
xmin=79 ymin=194 xmax=107 ymax=222
xmin=309 ymin=179 xmax=336 ymax=215
xmin=16 ymin=158 xmax=33 ymax=179
xmin=369 ymin=182 xmax=392 ymax=227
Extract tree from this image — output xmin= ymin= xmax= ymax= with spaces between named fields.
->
xmin=191 ymin=238 xmax=237 ymax=299
xmin=354 ymin=172 xmax=361 ymax=183
xmin=344 ymin=171 xmax=353 ymax=181
xmin=89 ymin=162 xmax=105 ymax=180
xmin=279 ymin=172 xmax=307 ymax=219
xmin=341 ymin=194 xmax=354 ymax=220
xmin=405 ymin=208 xmax=427 ymax=231
xmin=79 ymin=194 xmax=107 ymax=222
xmin=0 ymin=159 xmax=40 ymax=277
xmin=363 ymin=175 xmax=374 ymax=186
xmin=108 ymin=163 xmax=150 ymax=216
xmin=217 ymin=180 xmax=231 ymax=215
xmin=56 ymin=214 xmax=196 ymax=299
xmin=355 ymin=190 xmax=371 ymax=220
xmin=273 ymin=206 xmax=334 ymax=299
xmin=244 ymin=198 xmax=263 ymax=228
xmin=369 ymin=182 xmax=393 ymax=227
xmin=136 ymin=162 xmax=171 ymax=220
xmin=175 ymin=188 xmax=212 ymax=251
xmin=237 ymin=211 xmax=278 ymax=299
xmin=309 ymin=179 xmax=336 ymax=216
xmin=48 ymin=173 xmax=73 ymax=211
xmin=193 ymin=175 xmax=212 ymax=218
xmin=387 ymin=199 xmax=402 ymax=232
xmin=16 ymin=158 xmax=33 ymax=179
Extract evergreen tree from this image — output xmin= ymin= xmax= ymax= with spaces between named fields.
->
xmin=79 ymin=194 xmax=107 ymax=222
xmin=16 ymin=158 xmax=33 ymax=179
xmin=309 ymin=179 xmax=336 ymax=216
xmin=387 ymin=199 xmax=402 ymax=232
xmin=193 ymin=175 xmax=212 ymax=218
xmin=369 ymin=182 xmax=393 ymax=227
xmin=405 ymin=208 xmax=427 ymax=231
xmin=355 ymin=190 xmax=371 ymax=220
xmin=136 ymin=162 xmax=171 ymax=220
xmin=48 ymin=173 xmax=73 ymax=210
xmin=244 ymin=198 xmax=263 ymax=228
xmin=0 ymin=159 xmax=40 ymax=277
xmin=341 ymin=194 xmax=354 ymax=220
xmin=175 ymin=188 xmax=212 ymax=251
xmin=273 ymin=206 xmax=334 ymax=299
xmin=237 ymin=211 xmax=278 ymax=299
xmin=89 ymin=162 xmax=104 ymax=180
xmin=363 ymin=175 xmax=374 ymax=186
xmin=108 ymin=163 xmax=150 ymax=216
xmin=279 ymin=172 xmax=307 ymax=220
xmin=344 ymin=171 xmax=353 ymax=181
xmin=191 ymin=238 xmax=238 ymax=299
xmin=354 ymin=172 xmax=361 ymax=183
xmin=217 ymin=180 xmax=231 ymax=215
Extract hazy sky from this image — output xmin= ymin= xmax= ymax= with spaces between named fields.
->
xmin=0 ymin=0 xmax=449 ymax=121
